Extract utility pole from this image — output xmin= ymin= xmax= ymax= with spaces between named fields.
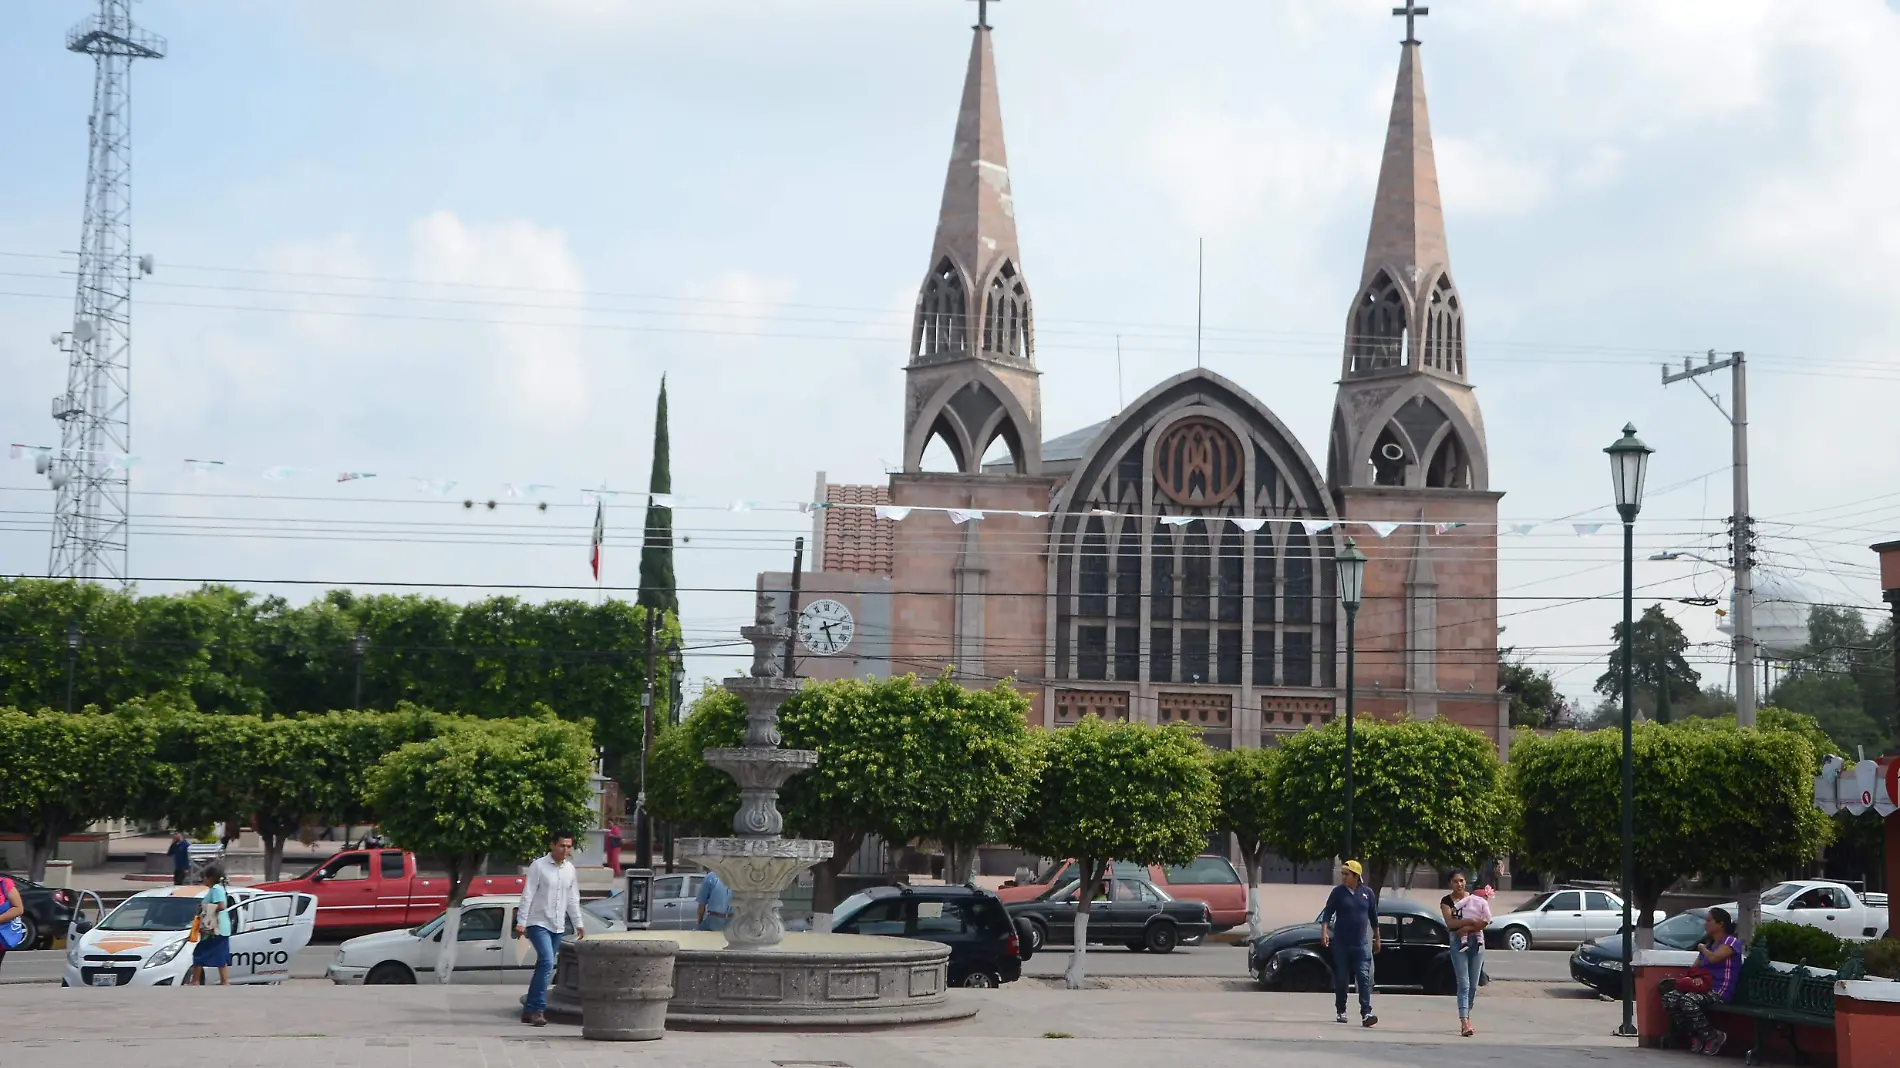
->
xmin=65 ymin=621 xmax=81 ymax=714
xmin=636 ymin=607 xmax=657 ymax=870
xmin=1662 ymin=350 xmax=1756 ymax=726
xmin=350 ymin=629 xmax=369 ymax=710
xmin=782 ymin=537 xmax=805 ymax=679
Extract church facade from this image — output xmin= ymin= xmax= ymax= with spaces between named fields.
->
xmin=763 ymin=15 xmax=1507 ymax=748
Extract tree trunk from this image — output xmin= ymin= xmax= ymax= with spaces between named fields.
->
xmin=1064 ymin=858 xmax=1105 ymax=991
xmin=1368 ymin=858 xmax=1394 ymax=903
xmin=808 ymin=831 xmax=865 ymax=933
xmin=435 ymin=852 xmax=482 ymax=984
xmin=262 ymin=831 xmax=287 ymax=883
xmin=1238 ymin=838 xmax=1263 ymax=942
xmin=1736 ymin=876 xmax=1763 ymax=947
xmin=26 ymin=824 xmax=59 ymax=883
xmin=945 ymin=842 xmax=978 ymax=884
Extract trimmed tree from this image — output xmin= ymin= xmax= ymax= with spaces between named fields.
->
xmin=0 ymin=707 xmax=153 ymax=879
xmin=636 ymin=377 xmax=677 ymax=619
xmin=1012 ymin=716 xmax=1218 ymax=989
xmin=1510 ymin=722 xmax=1829 ymax=946
xmin=1265 ymin=719 xmax=1514 ymax=896
xmin=1210 ymin=745 xmax=1279 ymax=940
xmin=366 ymin=716 xmax=595 ymax=981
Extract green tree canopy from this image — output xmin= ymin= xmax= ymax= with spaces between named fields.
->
xmin=1012 ymin=716 xmax=1218 ymax=988
xmin=1500 ymin=646 xmax=1574 ymax=729
xmin=1265 ymin=718 xmax=1513 ymax=894
xmin=1510 ymin=722 xmax=1829 ymax=934
xmin=0 ymin=706 xmax=156 ymax=879
xmin=1209 ymin=745 xmax=1279 ymax=938
xmin=1594 ymin=604 xmax=1702 ymax=716
xmin=1770 ymin=605 xmax=1895 ymax=754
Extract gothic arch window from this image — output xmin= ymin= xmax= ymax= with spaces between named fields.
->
xmin=1424 ymin=274 xmax=1464 ymax=376
xmin=981 ymin=261 xmax=1031 ymax=359
xmin=1150 ymin=518 xmax=1175 ymax=684
xmin=915 ymin=258 xmax=967 ymax=360
xmin=1349 ymin=270 xmax=1407 ymax=373
xmin=1114 ymin=519 xmax=1141 ymax=619
xmin=1079 ymin=517 xmax=1109 ymax=618
xmin=921 ymin=415 xmax=968 ymax=473
xmin=1183 ymin=520 xmax=1211 ymax=622
xmin=1370 ymin=425 xmax=1410 ymax=486
xmin=1425 ymin=432 xmax=1472 ymax=489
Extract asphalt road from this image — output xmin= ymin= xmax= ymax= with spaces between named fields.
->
xmin=0 ymin=945 xmax=337 ymax=985
xmin=1022 ymin=941 xmax=1574 ymax=983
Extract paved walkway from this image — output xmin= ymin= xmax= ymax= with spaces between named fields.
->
xmin=0 ymin=983 xmax=1648 ymax=1068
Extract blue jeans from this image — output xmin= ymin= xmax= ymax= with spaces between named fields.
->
xmin=1332 ymin=942 xmax=1373 ymax=1018
xmin=523 ymin=925 xmax=568 ymax=1014
xmin=1453 ymin=941 xmax=1483 ymax=1017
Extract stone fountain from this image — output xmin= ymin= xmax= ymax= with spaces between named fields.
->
xmin=547 ymin=593 xmax=973 ymax=1027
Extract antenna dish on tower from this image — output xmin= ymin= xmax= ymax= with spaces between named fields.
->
xmin=72 ymin=319 xmax=96 ymax=343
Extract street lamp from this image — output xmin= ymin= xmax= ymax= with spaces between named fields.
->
xmin=1334 ymin=537 xmax=1368 ymax=863
xmin=64 ymin=621 xmax=81 ymax=715
xmin=350 ymin=630 xmax=370 ymax=710
xmin=1605 ymin=423 xmax=1652 ymax=1039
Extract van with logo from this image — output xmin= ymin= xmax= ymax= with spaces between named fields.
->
xmin=61 ymin=885 xmax=317 ymax=988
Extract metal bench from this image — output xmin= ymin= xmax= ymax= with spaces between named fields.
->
xmin=1704 ymin=937 xmax=1866 ymax=1065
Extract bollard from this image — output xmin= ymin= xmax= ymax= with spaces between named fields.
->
xmin=577 ymin=939 xmax=678 ymax=1041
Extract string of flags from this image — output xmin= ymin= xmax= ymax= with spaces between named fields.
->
xmin=5 ymin=442 xmax=1641 ymax=538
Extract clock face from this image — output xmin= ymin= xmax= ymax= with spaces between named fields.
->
xmin=797 ymin=599 xmax=855 ymax=656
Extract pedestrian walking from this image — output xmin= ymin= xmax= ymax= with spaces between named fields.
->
xmin=605 ymin=824 xmax=623 ymax=873
xmin=1439 ymin=871 xmax=1491 ymax=1037
xmin=1319 ymin=859 xmax=1380 ymax=1027
xmin=1662 ymin=907 xmax=1741 ymax=1056
xmin=185 ymin=864 xmax=232 ymax=986
xmin=0 ymin=870 xmax=28 ymax=975
xmin=168 ymin=830 xmax=192 ymax=886
xmin=514 ymin=833 xmax=585 ymax=1027
xmin=696 ymin=869 xmax=732 ymax=931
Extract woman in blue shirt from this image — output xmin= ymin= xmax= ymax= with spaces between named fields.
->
xmin=187 ymin=864 xmax=232 ymax=986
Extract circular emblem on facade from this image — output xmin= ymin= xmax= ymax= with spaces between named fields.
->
xmin=1154 ymin=417 xmax=1244 ymax=506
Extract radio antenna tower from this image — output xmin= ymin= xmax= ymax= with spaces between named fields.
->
xmin=48 ymin=1 xmax=164 ymax=583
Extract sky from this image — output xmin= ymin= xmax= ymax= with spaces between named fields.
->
xmin=2 ymin=0 xmax=1896 ymax=709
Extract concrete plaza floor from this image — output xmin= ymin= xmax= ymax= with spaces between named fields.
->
xmin=0 ymin=981 xmax=1650 ymax=1068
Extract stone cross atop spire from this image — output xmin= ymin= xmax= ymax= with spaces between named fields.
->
xmin=1359 ymin=39 xmax=1447 ymax=291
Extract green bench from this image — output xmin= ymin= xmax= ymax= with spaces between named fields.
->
xmin=1694 ymin=936 xmax=1867 ymax=1064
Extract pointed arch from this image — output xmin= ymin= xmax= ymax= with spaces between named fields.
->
xmin=919 ymin=416 xmax=968 ymax=473
xmin=1347 ymin=269 xmax=1409 ymax=374
xmin=913 ymin=256 xmax=971 ymax=362
xmin=1349 ymin=377 xmax=1491 ymax=491
xmin=1423 ymin=271 xmax=1464 ymax=376
xmin=902 ymin=363 xmax=1042 ymax=474
xmin=980 ymin=260 xmax=1032 ymax=360
xmin=1424 ymin=428 xmax=1472 ymax=489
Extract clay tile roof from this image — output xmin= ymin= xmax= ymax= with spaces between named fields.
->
xmin=822 ymin=484 xmax=895 ymax=576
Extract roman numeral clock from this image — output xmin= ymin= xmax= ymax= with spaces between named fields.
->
xmin=796 ymin=598 xmax=855 ymax=656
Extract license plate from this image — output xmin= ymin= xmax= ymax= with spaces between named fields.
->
xmin=90 ymin=973 xmax=118 ymax=987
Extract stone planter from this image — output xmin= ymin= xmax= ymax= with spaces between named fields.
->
xmin=578 ymin=938 xmax=678 ymax=1041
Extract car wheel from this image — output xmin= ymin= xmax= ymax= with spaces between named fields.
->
xmin=960 ymin=971 xmax=998 ymax=989
xmin=1144 ymin=921 xmax=1179 ymax=954
xmin=17 ymin=914 xmax=39 ymax=951
xmin=1284 ymin=960 xmax=1330 ymax=993
xmin=1025 ymin=918 xmax=1048 ymax=953
xmin=1502 ymin=926 xmax=1532 ymax=952
xmin=365 ymin=962 xmax=416 ymax=985
xmin=1426 ymin=962 xmax=1457 ymax=996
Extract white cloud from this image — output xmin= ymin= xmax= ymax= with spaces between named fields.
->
xmin=1143 ymin=106 xmax=1365 ymax=240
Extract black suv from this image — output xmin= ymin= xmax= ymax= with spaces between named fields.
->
xmin=831 ymin=884 xmax=1024 ymax=988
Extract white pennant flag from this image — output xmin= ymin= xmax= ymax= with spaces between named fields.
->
xmin=1572 ymin=522 xmax=1605 ymax=536
xmin=264 ymin=466 xmax=301 ymax=481
xmin=1230 ymin=517 xmax=1267 ymax=533
xmin=648 ymin=493 xmax=678 ymax=508
xmin=1369 ymin=521 xmax=1401 ymax=538
xmin=1310 ymin=521 xmax=1334 ymax=534
xmin=1434 ymin=522 xmax=1465 ymax=535
xmin=874 ymin=505 xmax=912 ymax=521
xmin=948 ymin=508 xmax=984 ymax=524
xmin=730 ymin=500 xmax=755 ymax=513
xmin=1506 ymin=523 xmax=1538 ymax=536
xmin=1089 ymin=508 xmax=1117 ymax=516
xmin=1015 ymin=510 xmax=1050 ymax=518
xmin=504 ymin=483 xmax=523 ymax=498
xmin=6 ymin=444 xmax=21 ymax=460
xmin=112 ymin=453 xmax=140 ymax=470
xmin=184 ymin=459 xmax=224 ymax=477
xmin=1160 ymin=515 xmax=1194 ymax=527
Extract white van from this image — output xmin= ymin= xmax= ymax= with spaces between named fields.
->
xmin=62 ymin=884 xmax=318 ymax=988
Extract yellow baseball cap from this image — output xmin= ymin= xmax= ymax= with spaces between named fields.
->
xmin=1340 ymin=860 xmax=1364 ymax=877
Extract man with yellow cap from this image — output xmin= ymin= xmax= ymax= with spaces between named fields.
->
xmin=1319 ymin=859 xmax=1380 ymax=1026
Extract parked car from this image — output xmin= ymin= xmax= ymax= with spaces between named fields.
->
xmin=1488 ymin=887 xmax=1665 ymax=951
xmin=584 ymin=871 xmax=708 ymax=930
xmin=1570 ymin=908 xmax=1708 ymax=996
xmin=62 ymin=885 xmax=316 ymax=988
xmin=3 ymin=875 xmax=77 ymax=950
xmin=254 ymin=849 xmax=525 ymax=934
xmin=1714 ymin=880 xmax=1889 ymax=941
xmin=325 ymin=894 xmax=624 ymax=985
xmin=830 ymin=884 xmax=1023 ymax=988
xmin=1247 ymin=895 xmax=1488 ymax=995
xmin=996 ymin=855 xmax=1247 ymax=934
xmin=1005 ymin=875 xmax=1212 ymax=954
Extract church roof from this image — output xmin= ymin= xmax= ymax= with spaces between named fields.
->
xmin=1359 ymin=40 xmax=1449 ymax=289
xmin=980 ymin=418 xmax=1108 ymax=474
xmin=929 ymin=23 xmax=1020 ymax=288
xmin=820 ymin=483 xmax=895 ymax=576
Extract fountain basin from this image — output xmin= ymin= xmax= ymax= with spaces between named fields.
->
xmin=546 ymin=930 xmax=975 ymax=1027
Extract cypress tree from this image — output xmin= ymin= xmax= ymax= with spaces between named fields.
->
xmin=637 ymin=377 xmax=678 ymax=618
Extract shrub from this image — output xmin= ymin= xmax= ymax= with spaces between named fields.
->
xmin=1755 ymin=920 xmax=1849 ymax=970
xmin=1861 ymin=937 xmax=1900 ymax=981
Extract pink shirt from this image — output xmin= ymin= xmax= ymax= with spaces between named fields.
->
xmin=1443 ymin=892 xmax=1492 ymax=948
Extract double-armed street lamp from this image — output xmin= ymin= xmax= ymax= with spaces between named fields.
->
xmin=1334 ymin=537 xmax=1368 ymax=862
xmin=1606 ymin=423 xmax=1653 ymax=1039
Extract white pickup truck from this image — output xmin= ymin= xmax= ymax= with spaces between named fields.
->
xmin=1718 ymin=880 xmax=1890 ymax=941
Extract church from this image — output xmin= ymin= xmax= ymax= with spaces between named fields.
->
xmin=762 ymin=10 xmax=1506 ymax=749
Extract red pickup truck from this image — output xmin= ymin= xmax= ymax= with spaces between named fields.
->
xmin=253 ymin=849 xmax=524 ymax=933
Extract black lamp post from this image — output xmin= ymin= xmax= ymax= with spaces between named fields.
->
xmin=350 ymin=630 xmax=370 ymax=710
xmin=64 ymin=621 xmax=81 ymax=715
xmin=1334 ymin=537 xmax=1368 ymax=863
xmin=1606 ymin=423 xmax=1652 ymax=1039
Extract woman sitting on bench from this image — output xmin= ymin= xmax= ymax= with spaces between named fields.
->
xmin=1662 ymin=906 xmax=1742 ymax=1056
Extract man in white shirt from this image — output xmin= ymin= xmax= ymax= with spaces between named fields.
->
xmin=514 ymin=833 xmax=585 ymax=1026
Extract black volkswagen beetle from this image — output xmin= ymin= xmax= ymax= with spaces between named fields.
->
xmin=1006 ymin=874 xmax=1212 ymax=954
xmin=4 ymin=875 xmax=77 ymax=950
xmin=1570 ymin=908 xmax=1706 ymax=996
xmin=1248 ymin=895 xmax=1488 ymax=995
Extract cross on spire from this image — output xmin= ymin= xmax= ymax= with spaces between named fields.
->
xmin=1392 ymin=1 xmax=1428 ymax=44
xmin=971 ymin=0 xmax=998 ymax=31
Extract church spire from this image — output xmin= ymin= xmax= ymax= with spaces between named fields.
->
xmin=902 ymin=9 xmax=1041 ymax=475
xmin=1359 ymin=37 xmax=1447 ymax=298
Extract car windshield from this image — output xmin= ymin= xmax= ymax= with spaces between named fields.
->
xmin=412 ymin=910 xmax=447 ymax=938
xmin=1514 ymin=892 xmax=1555 ymax=913
xmin=98 ymin=896 xmax=201 ymax=932
xmin=832 ymin=891 xmax=877 ymax=927
xmin=1651 ymin=911 xmax=1708 ymax=950
xmin=1760 ymin=883 xmax=1803 ymax=907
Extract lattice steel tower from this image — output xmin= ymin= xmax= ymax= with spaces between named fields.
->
xmin=48 ymin=1 xmax=164 ymax=582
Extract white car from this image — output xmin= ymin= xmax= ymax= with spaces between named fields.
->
xmin=326 ymin=894 xmax=623 ymax=985
xmin=1489 ymin=888 xmax=1666 ymax=951
xmin=63 ymin=885 xmax=316 ymax=988
xmin=1716 ymin=880 xmax=1890 ymax=942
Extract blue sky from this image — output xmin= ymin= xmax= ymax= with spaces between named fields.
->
xmin=2 ymin=0 xmax=1896 ymax=705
